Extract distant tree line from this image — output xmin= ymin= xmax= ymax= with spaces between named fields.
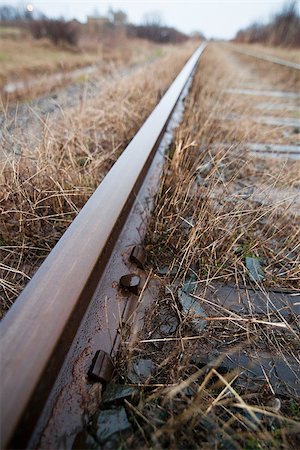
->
xmin=0 ymin=4 xmax=191 ymax=46
xmin=0 ymin=4 xmax=79 ymax=45
xmin=127 ymin=25 xmax=188 ymax=43
xmin=235 ymin=1 xmax=300 ymax=47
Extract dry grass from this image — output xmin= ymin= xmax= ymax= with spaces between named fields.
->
xmin=0 ymin=37 xmax=97 ymax=86
xmin=1 ymin=39 xmax=299 ymax=447
xmin=0 ymin=42 xmax=197 ymax=317
xmin=106 ymin=44 xmax=300 ymax=449
xmin=0 ymin=36 xmax=167 ymax=100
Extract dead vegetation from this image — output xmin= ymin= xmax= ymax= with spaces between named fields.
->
xmin=0 ymin=43 xmax=197 ymax=318
xmin=0 ymin=36 xmax=166 ymax=100
xmin=100 ymin=44 xmax=300 ymax=450
xmin=1 ymin=37 xmax=299 ymax=447
xmin=235 ymin=1 xmax=300 ymax=48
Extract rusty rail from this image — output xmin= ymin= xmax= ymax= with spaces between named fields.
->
xmin=0 ymin=42 xmax=207 ymax=449
xmin=230 ymin=46 xmax=300 ymax=70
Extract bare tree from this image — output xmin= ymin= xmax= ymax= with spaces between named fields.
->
xmin=234 ymin=0 xmax=300 ymax=47
xmin=142 ymin=11 xmax=164 ymax=27
xmin=108 ymin=8 xmax=127 ymax=26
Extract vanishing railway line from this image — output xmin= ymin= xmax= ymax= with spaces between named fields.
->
xmin=1 ymin=42 xmax=299 ymax=449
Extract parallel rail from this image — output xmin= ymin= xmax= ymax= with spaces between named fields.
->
xmin=0 ymin=43 xmax=207 ymax=449
xmin=231 ymin=46 xmax=300 ymax=70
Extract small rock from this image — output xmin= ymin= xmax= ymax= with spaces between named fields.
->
xmin=91 ymin=407 xmax=131 ymax=445
xmin=128 ymin=359 xmax=155 ymax=383
xmin=155 ymin=306 xmax=179 ymax=335
xmin=102 ymin=384 xmax=137 ymax=405
xmin=119 ymin=274 xmax=140 ymax=295
xmin=245 ymin=256 xmax=264 ymax=282
xmin=178 ymin=290 xmax=207 ymax=332
xmin=159 ymin=313 xmax=178 ymax=335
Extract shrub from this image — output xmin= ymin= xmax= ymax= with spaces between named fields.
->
xmin=127 ymin=24 xmax=188 ymax=44
xmin=29 ymin=19 xmax=79 ymax=46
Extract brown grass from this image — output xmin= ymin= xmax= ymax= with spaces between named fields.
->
xmin=0 ymin=36 xmax=168 ymax=100
xmin=107 ymin=44 xmax=300 ymax=449
xmin=0 ymin=37 xmax=97 ymax=86
xmin=0 ymin=42 xmax=197 ymax=318
xmin=1 ymin=40 xmax=299 ymax=448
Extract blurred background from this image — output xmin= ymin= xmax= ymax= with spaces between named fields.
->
xmin=0 ymin=0 xmax=299 ymax=97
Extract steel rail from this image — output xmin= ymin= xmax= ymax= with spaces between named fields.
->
xmin=0 ymin=42 xmax=207 ymax=449
xmin=231 ymin=46 xmax=300 ymax=70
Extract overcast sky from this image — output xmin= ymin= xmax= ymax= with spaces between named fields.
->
xmin=2 ymin=0 xmax=299 ymax=39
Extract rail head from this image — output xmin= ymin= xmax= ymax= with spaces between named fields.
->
xmin=0 ymin=42 xmax=207 ymax=448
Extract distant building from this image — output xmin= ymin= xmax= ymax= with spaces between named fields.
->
xmin=86 ymin=16 xmax=109 ymax=34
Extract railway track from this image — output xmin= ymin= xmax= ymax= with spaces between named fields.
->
xmin=1 ymin=43 xmax=207 ymax=450
xmin=229 ymin=45 xmax=300 ymax=70
xmin=1 ymin=42 xmax=300 ymax=449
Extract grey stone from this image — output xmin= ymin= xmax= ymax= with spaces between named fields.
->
xmin=178 ymin=289 xmax=207 ymax=331
xmin=195 ymin=282 xmax=299 ymax=318
xmin=92 ymin=407 xmax=131 ymax=445
xmin=128 ymin=359 xmax=155 ymax=383
xmin=183 ymin=276 xmax=197 ymax=294
xmin=159 ymin=313 xmax=178 ymax=335
xmin=195 ymin=348 xmax=300 ymax=397
xmin=102 ymin=384 xmax=137 ymax=405
xmin=245 ymin=256 xmax=264 ymax=282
